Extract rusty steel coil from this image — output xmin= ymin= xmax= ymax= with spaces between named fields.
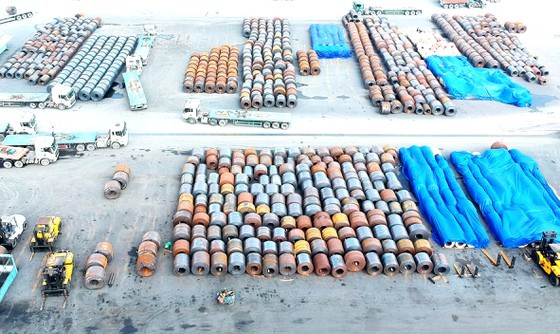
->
xmin=211 ymin=251 xmax=228 ymax=276
xmin=329 ymin=254 xmax=348 ymax=278
xmin=313 ymin=253 xmax=331 ymax=276
xmin=414 ymin=252 xmax=434 ymax=274
xmin=397 ymin=252 xmax=416 ymax=274
xmin=94 ymin=241 xmax=114 ymax=263
xmin=431 ymin=253 xmax=450 ymax=275
xmin=279 ymin=253 xmax=296 ymax=275
xmin=263 ymin=253 xmax=279 ymax=277
xmin=364 ymin=252 xmax=383 ymax=275
xmin=381 ymin=252 xmax=399 ymax=276
xmin=246 ymin=252 xmax=263 ymax=275
xmin=136 ymin=252 xmax=157 ymax=277
xmin=361 ymin=237 xmax=383 ymax=255
xmin=138 ymin=240 xmax=158 ymax=257
xmin=173 ymin=239 xmax=190 ymax=257
xmin=296 ymin=253 xmax=314 ymax=275
xmin=84 ymin=265 xmax=107 ymax=290
xmin=191 ymin=251 xmax=210 ymax=276
xmin=85 ymin=253 xmax=108 ymax=270
xmin=344 ymin=250 xmax=366 ymax=272
xmin=104 ymin=180 xmax=121 ymax=199
xmin=142 ymin=231 xmax=162 ymax=249
xmin=173 ymin=253 xmax=190 ymax=276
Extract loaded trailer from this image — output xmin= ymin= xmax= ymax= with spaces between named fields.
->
xmin=0 ymin=136 xmax=59 ymax=168
xmin=0 ymin=112 xmax=37 ymax=141
xmin=2 ymin=121 xmax=129 ymax=151
xmin=0 ymin=85 xmax=76 ymax=110
xmin=183 ymin=98 xmax=291 ymax=129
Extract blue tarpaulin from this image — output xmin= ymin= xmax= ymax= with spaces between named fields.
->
xmin=400 ymin=146 xmax=490 ymax=248
xmin=310 ymin=24 xmax=352 ymax=59
xmin=451 ymin=149 xmax=560 ymax=248
xmin=425 ymin=55 xmax=532 ymax=107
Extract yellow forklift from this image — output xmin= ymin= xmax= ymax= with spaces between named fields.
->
xmin=29 ymin=216 xmax=61 ymax=260
xmin=531 ymin=231 xmax=560 ymax=286
xmin=40 ymin=250 xmax=74 ymax=310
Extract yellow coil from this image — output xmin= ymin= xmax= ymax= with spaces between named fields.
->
xmin=402 ymin=201 xmax=418 ymax=212
xmin=256 ymin=204 xmax=270 ymax=215
xmin=220 ymin=183 xmax=234 ymax=195
xmin=321 ymin=227 xmax=338 ymax=241
xmin=397 ymin=238 xmax=414 ymax=252
xmin=332 ymin=213 xmax=349 ymax=224
xmin=280 ymin=216 xmax=296 ymax=229
xmin=414 ymin=239 xmax=432 ymax=252
xmin=305 ymin=227 xmax=322 ymax=242
xmin=237 ymin=202 xmax=256 ymax=214
xmin=179 ymin=193 xmax=193 ymax=203
xmin=294 ymin=240 xmax=311 ymax=255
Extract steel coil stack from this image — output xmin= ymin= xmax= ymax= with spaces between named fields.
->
xmin=432 ymin=13 xmax=547 ymax=84
xmin=182 ymin=44 xmax=239 ymax=94
xmin=0 ymin=14 xmax=102 ymax=85
xmin=240 ymin=18 xmax=297 ymax=109
xmin=343 ymin=14 xmax=457 ymax=116
xmin=49 ymin=35 xmax=137 ymax=101
xmin=172 ymin=146 xmax=449 ymax=278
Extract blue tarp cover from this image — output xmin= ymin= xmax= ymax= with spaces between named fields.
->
xmin=310 ymin=24 xmax=352 ymax=59
xmin=425 ymin=55 xmax=532 ymax=107
xmin=400 ymin=146 xmax=490 ymax=248
xmin=451 ymin=149 xmax=560 ymax=248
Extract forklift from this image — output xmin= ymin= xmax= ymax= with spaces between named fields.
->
xmin=29 ymin=216 xmax=61 ymax=260
xmin=530 ymin=231 xmax=560 ymax=286
xmin=40 ymin=250 xmax=74 ymax=310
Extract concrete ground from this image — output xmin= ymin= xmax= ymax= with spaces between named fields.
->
xmin=0 ymin=0 xmax=559 ymax=333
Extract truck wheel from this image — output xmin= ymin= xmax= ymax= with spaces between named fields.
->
xmin=376 ymin=10 xmax=381 ymax=15
xmin=86 ymin=144 xmax=96 ymax=151
xmin=30 ymin=102 xmax=37 ymax=109
xmin=40 ymin=158 xmax=50 ymax=166
xmin=76 ymin=144 xmax=85 ymax=152
xmin=272 ymin=122 xmax=280 ymax=129
xmin=550 ymin=274 xmax=559 ymax=287
xmin=0 ymin=134 xmax=4 ymax=141
xmin=38 ymin=102 xmax=46 ymax=109
xmin=14 ymin=160 xmax=24 ymax=168
xmin=187 ymin=117 xmax=197 ymax=124
xmin=2 ymin=160 xmax=13 ymax=168
xmin=405 ymin=10 xmax=410 ymax=15
xmin=263 ymin=122 xmax=271 ymax=129
xmin=280 ymin=123 xmax=289 ymax=130
xmin=111 ymin=142 xmax=121 ymax=149
xmin=57 ymin=104 xmax=66 ymax=110
xmin=209 ymin=119 xmax=218 ymax=126
xmin=218 ymin=119 xmax=228 ymax=127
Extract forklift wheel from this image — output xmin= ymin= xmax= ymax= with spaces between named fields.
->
xmin=549 ymin=274 xmax=559 ymax=287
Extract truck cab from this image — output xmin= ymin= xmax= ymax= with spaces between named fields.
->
xmin=96 ymin=121 xmax=129 ymax=149
xmin=34 ymin=136 xmax=59 ymax=164
xmin=14 ymin=113 xmax=37 ymax=134
xmin=126 ymin=55 xmax=143 ymax=74
xmin=0 ymin=112 xmax=37 ymax=141
xmin=183 ymin=99 xmax=204 ymax=124
xmin=50 ymin=85 xmax=76 ymax=110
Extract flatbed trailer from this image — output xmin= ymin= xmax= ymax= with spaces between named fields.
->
xmin=134 ymin=35 xmax=155 ymax=66
xmin=123 ymin=71 xmax=147 ymax=110
xmin=0 ymin=254 xmax=17 ymax=304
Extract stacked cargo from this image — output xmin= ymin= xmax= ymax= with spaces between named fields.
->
xmin=240 ymin=18 xmax=297 ymax=109
xmin=182 ymin=45 xmax=239 ymax=94
xmin=49 ymin=35 xmax=137 ymax=101
xmin=0 ymin=15 xmax=102 ymax=85
xmin=171 ymin=147 xmax=449 ymax=278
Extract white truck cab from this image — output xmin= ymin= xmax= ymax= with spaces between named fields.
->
xmin=49 ymin=84 xmax=76 ymax=109
xmin=183 ymin=99 xmax=205 ymax=123
xmin=97 ymin=121 xmax=129 ymax=149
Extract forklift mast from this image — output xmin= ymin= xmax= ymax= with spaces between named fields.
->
xmin=540 ymin=231 xmax=558 ymax=259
